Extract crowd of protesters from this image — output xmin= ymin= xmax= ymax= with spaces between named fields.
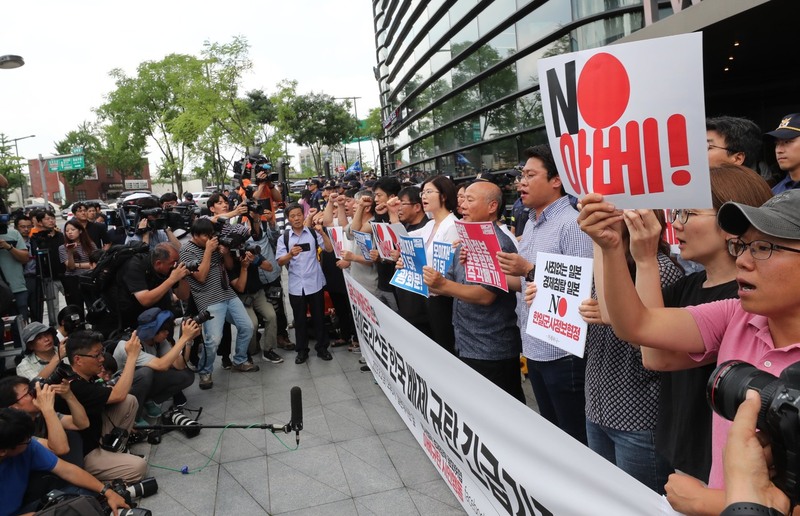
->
xmin=1 ymin=111 xmax=800 ymax=515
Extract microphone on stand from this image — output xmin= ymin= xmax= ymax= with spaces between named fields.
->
xmin=266 ymin=386 xmax=303 ymax=446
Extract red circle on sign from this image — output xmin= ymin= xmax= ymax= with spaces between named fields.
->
xmin=672 ymin=170 xmax=691 ymax=186
xmin=577 ymin=53 xmax=630 ymax=129
xmin=558 ymin=297 xmax=568 ymax=317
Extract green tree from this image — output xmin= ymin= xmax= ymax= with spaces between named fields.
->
xmin=0 ymin=134 xmax=26 ymax=206
xmin=96 ymin=120 xmax=148 ymax=191
xmin=54 ymin=122 xmax=102 ymax=202
xmin=278 ymin=91 xmax=358 ymax=176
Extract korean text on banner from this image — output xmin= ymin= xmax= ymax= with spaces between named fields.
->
xmin=454 ymin=220 xmax=508 ymax=291
xmin=431 ymin=241 xmax=454 ymax=275
xmin=352 ymin=230 xmax=373 ymax=261
xmin=371 ymin=222 xmax=408 ymax=261
xmin=343 ymin=272 xmax=666 ymax=515
xmin=526 ymin=252 xmax=593 ymax=357
xmin=326 ymin=226 xmax=345 ymax=259
xmin=390 ymin=235 xmax=428 ymax=297
xmin=537 ymin=33 xmax=711 ymax=209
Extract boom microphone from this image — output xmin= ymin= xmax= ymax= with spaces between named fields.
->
xmin=290 ymin=386 xmax=303 ymax=445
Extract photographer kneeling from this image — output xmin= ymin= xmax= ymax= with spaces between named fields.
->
xmin=114 ymin=309 xmax=201 ymax=421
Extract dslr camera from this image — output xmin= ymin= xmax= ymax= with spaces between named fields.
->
xmin=707 ymin=360 xmax=800 ymax=503
xmin=30 ymin=363 xmax=78 ymax=391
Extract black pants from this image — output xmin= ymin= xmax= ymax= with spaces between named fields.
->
xmin=426 ymin=295 xmax=455 ymax=355
xmin=327 ymin=290 xmax=355 ymax=341
xmin=289 ymin=288 xmax=328 ymax=354
xmin=26 ymin=275 xmax=43 ymax=323
xmin=264 ymin=279 xmax=289 ymax=338
xmin=460 ymin=356 xmax=525 ymax=403
xmin=60 ymin=275 xmax=85 ymax=317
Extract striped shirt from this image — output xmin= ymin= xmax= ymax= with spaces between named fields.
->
xmin=58 ymin=243 xmax=93 ymax=277
xmin=180 ymin=240 xmax=235 ymax=312
xmin=518 ymin=196 xmax=593 ymax=361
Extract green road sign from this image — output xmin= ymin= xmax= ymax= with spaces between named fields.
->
xmin=48 ymin=155 xmax=85 ymax=172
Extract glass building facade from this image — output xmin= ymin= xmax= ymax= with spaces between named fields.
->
xmin=373 ymin=0 xmax=672 ymax=178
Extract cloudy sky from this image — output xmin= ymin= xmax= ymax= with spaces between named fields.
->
xmin=0 ymin=0 xmax=380 ymax=170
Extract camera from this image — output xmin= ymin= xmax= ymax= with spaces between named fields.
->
xmin=183 ymin=260 xmax=200 ymax=272
xmin=101 ymin=478 xmax=157 ymax=515
xmin=0 ymin=213 xmax=9 ymax=235
xmin=162 ymin=408 xmax=201 ymax=438
xmin=100 ymin=426 xmax=129 ymax=452
xmin=30 ymin=363 xmax=77 ymax=392
xmin=233 ymin=154 xmax=274 ymax=185
xmin=191 ymin=310 xmax=213 ymax=325
xmin=218 ymin=233 xmax=246 ymax=250
xmin=707 ymin=360 xmax=800 ymax=503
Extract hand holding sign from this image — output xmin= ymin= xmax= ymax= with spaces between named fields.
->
xmin=577 ymin=194 xmax=625 ymax=250
xmin=623 ymin=209 xmax=663 ymax=263
xmin=422 ymin=265 xmax=446 ymax=291
xmin=497 ymin=251 xmax=533 ymax=277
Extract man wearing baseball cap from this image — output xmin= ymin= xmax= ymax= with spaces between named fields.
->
xmin=766 ymin=113 xmax=800 ymax=194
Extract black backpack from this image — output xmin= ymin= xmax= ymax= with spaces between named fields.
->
xmin=84 ymin=242 xmax=150 ymax=292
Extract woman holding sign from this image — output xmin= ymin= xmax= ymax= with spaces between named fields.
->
xmin=578 ymin=166 xmax=788 ymax=516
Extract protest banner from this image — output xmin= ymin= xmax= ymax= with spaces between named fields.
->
xmin=352 ymin=230 xmax=373 ymax=261
xmin=538 ymin=33 xmax=711 ymax=209
xmin=326 ymin=226 xmax=345 ymax=259
xmin=431 ymin=240 xmax=454 ymax=275
xmin=454 ymin=220 xmax=508 ymax=291
xmin=344 ymin=272 xmax=670 ymax=515
xmin=371 ymin=222 xmax=407 ymax=260
xmin=390 ymin=235 xmax=428 ymax=297
xmin=526 ymin=252 xmax=593 ymax=357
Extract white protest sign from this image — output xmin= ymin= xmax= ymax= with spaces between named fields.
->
xmin=526 ymin=252 xmax=593 ymax=357
xmin=344 ymin=272 xmax=666 ymax=515
xmin=538 ymin=33 xmax=711 ymax=209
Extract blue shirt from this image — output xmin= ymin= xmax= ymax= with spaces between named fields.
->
xmin=275 ymin=227 xmax=326 ymax=296
xmin=0 ymin=439 xmax=58 ymax=516
xmin=518 ymin=196 xmax=593 ymax=361
xmin=772 ymin=174 xmax=796 ymax=194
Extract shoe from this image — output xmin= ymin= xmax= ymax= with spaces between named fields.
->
xmin=232 ymin=362 xmax=260 ymax=372
xmin=358 ymin=358 xmax=366 ymax=365
xmin=317 ymin=350 xmax=333 ymax=361
xmin=360 ymin=365 xmax=371 ymax=372
xmin=221 ymin=356 xmax=233 ymax=370
xmin=277 ymin=335 xmax=296 ymax=350
xmin=347 ymin=343 xmax=360 ymax=352
xmin=330 ymin=338 xmax=348 ymax=347
xmin=295 ymin=352 xmax=308 ymax=364
xmin=134 ymin=418 xmax=149 ymax=428
xmin=199 ymin=373 xmax=213 ymax=390
xmin=246 ymin=355 xmax=254 ymax=365
xmin=262 ymin=350 xmax=284 ymax=364
xmin=173 ymin=391 xmax=187 ymax=408
xmin=144 ymin=401 xmax=162 ymax=418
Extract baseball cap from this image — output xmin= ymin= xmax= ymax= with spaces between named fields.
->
xmin=765 ymin=113 xmax=800 ymax=140
xmin=323 ymin=180 xmax=338 ymax=190
xmin=136 ymin=308 xmax=174 ymax=341
xmin=309 ymin=179 xmax=323 ymax=188
xmin=718 ymin=189 xmax=800 ymax=239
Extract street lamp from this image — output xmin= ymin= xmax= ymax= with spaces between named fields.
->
xmin=0 ymin=55 xmax=24 ymax=69
xmin=8 ymin=134 xmax=35 ymax=158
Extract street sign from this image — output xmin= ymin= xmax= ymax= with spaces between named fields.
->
xmin=70 ymin=146 xmax=84 ymax=155
xmin=48 ymin=155 xmax=85 ymax=172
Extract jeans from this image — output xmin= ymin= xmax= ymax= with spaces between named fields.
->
xmin=586 ymin=420 xmax=671 ymax=494
xmin=200 ymin=297 xmax=253 ymax=373
xmin=526 ymin=355 xmax=587 ymax=444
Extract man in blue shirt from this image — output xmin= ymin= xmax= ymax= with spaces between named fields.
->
xmin=276 ymin=204 xmax=334 ymax=364
xmin=766 ymin=113 xmax=800 ymax=194
xmin=0 ymin=408 xmax=127 ymax=516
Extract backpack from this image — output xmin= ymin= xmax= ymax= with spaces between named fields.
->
xmin=283 ymin=229 xmax=322 ymax=265
xmin=84 ymin=242 xmax=150 ymax=292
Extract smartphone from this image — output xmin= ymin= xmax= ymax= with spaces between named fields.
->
xmin=65 ymin=242 xmax=77 ymax=249
xmin=297 ymin=242 xmax=311 ymax=252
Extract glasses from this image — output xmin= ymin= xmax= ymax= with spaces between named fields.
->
xmin=15 ymin=388 xmax=32 ymax=404
xmin=667 ymin=209 xmax=716 ymax=225
xmin=76 ymin=351 xmax=104 ymax=361
xmin=727 ymin=237 xmax=800 ymax=260
xmin=518 ymin=173 xmax=537 ymax=184
xmin=420 ymin=190 xmax=439 ymax=197
xmin=707 ymin=143 xmax=731 ymax=152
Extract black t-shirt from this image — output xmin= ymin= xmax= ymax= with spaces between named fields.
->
xmin=228 ymin=259 xmax=262 ymax=295
xmin=55 ymin=376 xmax=112 ymax=455
xmin=115 ymin=254 xmax=173 ymax=328
xmin=85 ymin=222 xmax=110 ymax=249
xmin=658 ymin=271 xmax=738 ymax=482
xmin=320 ymin=250 xmax=345 ymax=294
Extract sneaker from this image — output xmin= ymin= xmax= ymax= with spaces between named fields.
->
xmin=232 ymin=362 xmax=260 ymax=372
xmin=221 ymin=356 xmax=233 ymax=370
xmin=199 ymin=373 xmax=213 ymax=390
xmin=262 ymin=350 xmax=284 ymax=364
xmin=134 ymin=418 xmax=149 ymax=428
xmin=144 ymin=401 xmax=162 ymax=418
xmin=173 ymin=391 xmax=187 ymax=408
xmin=360 ymin=365 xmax=371 ymax=372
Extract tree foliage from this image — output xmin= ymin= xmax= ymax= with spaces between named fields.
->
xmin=0 ymin=134 xmax=27 ymax=205
xmin=54 ymin=122 xmax=102 ymax=200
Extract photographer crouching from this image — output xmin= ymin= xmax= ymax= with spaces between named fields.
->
xmin=113 ymin=309 xmax=201 ymax=424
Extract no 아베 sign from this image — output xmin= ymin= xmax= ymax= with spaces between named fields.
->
xmin=537 ymin=33 xmax=711 ymax=209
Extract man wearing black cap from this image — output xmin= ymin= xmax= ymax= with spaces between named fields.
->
xmin=766 ymin=113 xmax=800 ymax=194
xmin=308 ymin=179 xmax=323 ymax=211
xmin=321 ymin=180 xmax=338 ymax=211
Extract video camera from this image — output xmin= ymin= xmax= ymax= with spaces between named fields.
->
xmin=707 ymin=360 xmax=800 ymax=503
xmin=233 ymin=153 xmax=279 ymax=185
xmin=137 ymin=207 xmax=184 ymax=232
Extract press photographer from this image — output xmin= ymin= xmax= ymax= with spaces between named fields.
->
xmin=55 ymin=330 xmax=147 ymax=483
xmin=114 ymin=243 xmax=191 ymax=331
xmin=0 ymin=408 xmax=129 ymax=516
xmin=15 ymin=322 xmax=65 ymax=381
xmin=113 ymin=309 xmax=201 ymax=422
xmin=124 ymin=197 xmax=181 ymax=250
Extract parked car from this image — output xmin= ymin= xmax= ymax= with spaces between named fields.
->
xmin=290 ymin=180 xmax=308 ymax=193
xmin=191 ymin=191 xmax=213 ymax=204
xmin=115 ymin=190 xmax=154 ymax=207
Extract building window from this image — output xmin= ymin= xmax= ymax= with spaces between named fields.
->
xmin=106 ymin=167 xmax=114 ymax=178
xmin=76 ymin=191 xmax=87 ymax=201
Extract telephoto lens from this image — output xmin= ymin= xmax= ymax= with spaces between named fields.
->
xmin=706 ymin=360 xmax=780 ymax=422
xmin=125 ymin=477 xmax=158 ymax=499
xmin=162 ymin=409 xmax=201 ymax=438
xmin=191 ymin=310 xmax=213 ymax=325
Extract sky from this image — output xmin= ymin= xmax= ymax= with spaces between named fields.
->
xmin=0 ymin=0 xmax=380 ymax=174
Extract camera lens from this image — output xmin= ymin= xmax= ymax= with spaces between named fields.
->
xmin=126 ymin=477 xmax=158 ymax=499
xmin=706 ymin=360 xmax=779 ymax=422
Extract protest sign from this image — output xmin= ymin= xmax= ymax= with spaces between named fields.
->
xmin=454 ymin=220 xmax=507 ymax=291
xmin=326 ymin=226 xmax=345 ymax=259
xmin=431 ymin=241 xmax=454 ymax=275
xmin=390 ymin=235 xmax=428 ymax=297
xmin=371 ymin=222 xmax=407 ymax=260
xmin=344 ymin=272 xmax=667 ymax=515
xmin=352 ymin=230 xmax=373 ymax=261
xmin=538 ymin=33 xmax=710 ymax=209
xmin=526 ymin=252 xmax=593 ymax=357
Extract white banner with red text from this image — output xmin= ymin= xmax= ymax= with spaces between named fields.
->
xmin=344 ymin=272 xmax=675 ymax=516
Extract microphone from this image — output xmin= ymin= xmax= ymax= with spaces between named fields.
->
xmin=290 ymin=386 xmax=303 ymax=445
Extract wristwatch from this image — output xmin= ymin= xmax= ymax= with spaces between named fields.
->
xmin=525 ymin=266 xmax=535 ymax=282
xmin=99 ymin=482 xmax=112 ymax=497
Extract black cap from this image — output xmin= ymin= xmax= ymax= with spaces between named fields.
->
xmin=765 ymin=113 xmax=800 ymax=140
xmin=323 ymin=180 xmax=338 ymax=190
